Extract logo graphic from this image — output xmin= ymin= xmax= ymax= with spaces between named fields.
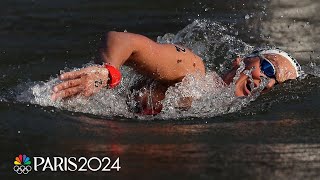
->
xmin=13 ymin=154 xmax=32 ymax=175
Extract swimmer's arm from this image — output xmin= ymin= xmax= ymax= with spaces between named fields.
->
xmin=52 ymin=31 xmax=205 ymax=101
xmin=99 ymin=31 xmax=205 ymax=83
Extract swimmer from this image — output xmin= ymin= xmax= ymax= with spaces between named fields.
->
xmin=51 ymin=31 xmax=302 ymax=115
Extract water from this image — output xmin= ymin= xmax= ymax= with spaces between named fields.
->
xmin=1 ymin=0 xmax=320 ymax=179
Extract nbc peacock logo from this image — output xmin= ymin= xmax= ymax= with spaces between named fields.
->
xmin=13 ymin=154 xmax=32 ymax=175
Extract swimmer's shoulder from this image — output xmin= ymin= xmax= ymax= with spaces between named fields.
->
xmin=172 ymin=43 xmax=206 ymax=76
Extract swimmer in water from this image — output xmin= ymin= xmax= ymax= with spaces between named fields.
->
xmin=51 ymin=31 xmax=302 ymax=115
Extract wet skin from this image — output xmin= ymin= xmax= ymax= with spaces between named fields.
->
xmin=51 ymin=32 xmax=298 ymax=114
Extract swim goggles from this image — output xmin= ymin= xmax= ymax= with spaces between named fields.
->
xmin=258 ymin=55 xmax=277 ymax=79
xmin=246 ymin=48 xmax=302 ymax=78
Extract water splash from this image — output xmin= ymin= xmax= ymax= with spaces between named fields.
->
xmin=14 ymin=20 xmax=285 ymax=120
xmin=157 ymin=19 xmax=254 ymax=72
xmin=16 ymin=65 xmax=142 ymax=118
xmin=159 ymin=60 xmax=270 ymax=119
xmin=16 ymin=66 xmax=267 ymax=120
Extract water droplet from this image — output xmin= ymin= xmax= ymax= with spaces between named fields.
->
xmin=245 ymin=14 xmax=250 ymax=20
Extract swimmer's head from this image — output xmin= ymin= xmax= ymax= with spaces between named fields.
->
xmin=222 ymin=48 xmax=302 ymax=96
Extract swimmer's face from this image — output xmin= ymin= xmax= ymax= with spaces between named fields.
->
xmin=223 ymin=54 xmax=298 ymax=97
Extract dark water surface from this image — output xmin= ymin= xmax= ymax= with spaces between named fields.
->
xmin=1 ymin=0 xmax=320 ymax=179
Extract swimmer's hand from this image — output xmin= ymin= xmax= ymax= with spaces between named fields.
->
xmin=51 ymin=66 xmax=109 ymax=101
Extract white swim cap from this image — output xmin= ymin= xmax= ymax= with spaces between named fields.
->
xmin=247 ymin=48 xmax=302 ymax=78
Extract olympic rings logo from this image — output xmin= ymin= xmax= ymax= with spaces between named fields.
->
xmin=13 ymin=165 xmax=32 ymax=175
